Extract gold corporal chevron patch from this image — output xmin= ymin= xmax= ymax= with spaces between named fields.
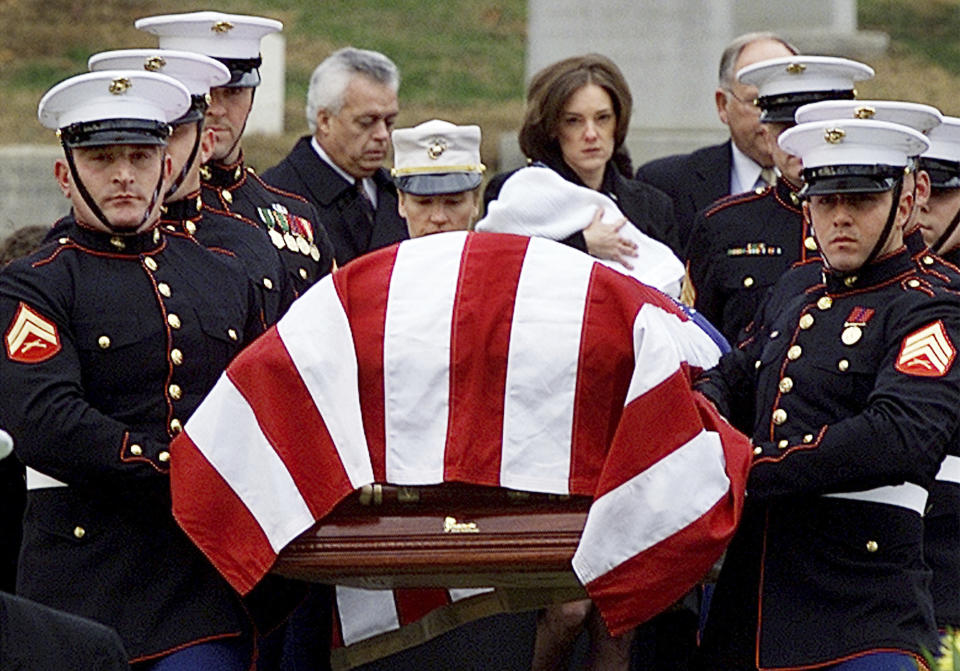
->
xmin=895 ymin=320 xmax=956 ymax=377
xmin=4 ymin=302 xmax=61 ymax=363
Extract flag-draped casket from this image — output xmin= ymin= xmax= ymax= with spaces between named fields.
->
xmin=170 ymin=230 xmax=751 ymax=643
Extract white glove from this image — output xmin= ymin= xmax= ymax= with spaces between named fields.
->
xmin=0 ymin=429 xmax=13 ymax=461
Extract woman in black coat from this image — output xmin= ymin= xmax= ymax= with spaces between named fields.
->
xmin=483 ymin=54 xmax=682 ymax=262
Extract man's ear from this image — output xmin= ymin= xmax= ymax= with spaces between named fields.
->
xmin=914 ymin=169 xmax=931 ymax=210
xmin=715 ymin=88 xmax=730 ymax=125
xmin=897 ymin=189 xmax=915 ymax=229
xmin=397 ymin=190 xmax=407 ymax=219
xmin=54 ymin=158 xmax=71 ymax=198
xmin=199 ymin=127 xmax=216 ymax=164
xmin=316 ymin=108 xmax=332 ymax=138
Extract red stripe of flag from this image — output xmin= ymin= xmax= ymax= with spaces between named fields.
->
xmin=569 ymin=267 xmax=643 ymax=495
xmin=394 ymin=588 xmax=452 ymax=626
xmin=586 ymin=393 xmax=750 ymax=635
xmin=444 ymin=233 xmax=529 ymax=485
xmin=225 ymin=326 xmax=355 ymax=520
xmin=171 ymin=433 xmax=276 ymax=594
xmin=333 ymin=246 xmax=399 ymax=482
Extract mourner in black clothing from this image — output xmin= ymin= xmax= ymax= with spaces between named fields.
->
xmin=136 ymin=10 xmax=334 ymax=295
xmin=263 ymin=47 xmax=407 ymax=266
xmin=686 ymin=55 xmax=873 ymax=345
xmin=694 ymin=117 xmax=960 ymax=671
xmin=635 ymin=32 xmax=797 ymax=251
xmin=1 ymin=70 xmax=264 ymax=670
xmin=484 ymin=53 xmax=682 ymax=262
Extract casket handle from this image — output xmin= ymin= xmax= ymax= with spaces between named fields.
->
xmin=443 ymin=516 xmax=479 ymax=533
xmin=358 ymin=484 xmax=383 ymax=506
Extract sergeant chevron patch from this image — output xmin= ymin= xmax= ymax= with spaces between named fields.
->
xmin=895 ymin=320 xmax=956 ymax=377
xmin=4 ymin=302 xmax=61 ymax=363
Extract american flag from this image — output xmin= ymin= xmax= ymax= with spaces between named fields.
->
xmin=170 ymin=231 xmax=751 ymax=645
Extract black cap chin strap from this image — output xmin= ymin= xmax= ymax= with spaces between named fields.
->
xmin=861 ymin=176 xmax=906 ymax=269
xmin=62 ymin=140 xmax=167 ymax=234
xmin=165 ymin=120 xmax=204 ymax=201
xmin=934 ymin=202 xmax=960 ymax=255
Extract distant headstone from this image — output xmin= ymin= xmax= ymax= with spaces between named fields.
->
xmin=0 ymin=145 xmax=66 ymax=241
xmin=246 ymin=32 xmax=285 ymax=136
xmin=503 ymin=0 xmax=887 ymax=169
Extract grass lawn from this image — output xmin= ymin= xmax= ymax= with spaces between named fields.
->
xmin=0 ymin=0 xmax=958 ymax=171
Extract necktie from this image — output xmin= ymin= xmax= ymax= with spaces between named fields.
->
xmin=355 ymin=179 xmax=375 ymax=225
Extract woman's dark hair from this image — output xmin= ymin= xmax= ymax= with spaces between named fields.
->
xmin=518 ymin=53 xmax=633 ymax=174
xmin=0 ymin=225 xmax=48 ymax=267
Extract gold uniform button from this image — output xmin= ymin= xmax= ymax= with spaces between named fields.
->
xmin=838 ymin=359 xmax=850 ymax=372
xmin=843 ymin=275 xmax=858 ymax=287
xmin=772 ymin=408 xmax=787 ymax=425
xmin=73 ymin=526 xmax=86 ymax=539
xmin=130 ymin=444 xmax=142 ymax=456
xmin=778 ymin=439 xmax=789 ymax=449
xmin=799 ymin=313 xmax=814 ymax=330
xmin=153 ymin=229 xmax=161 ymax=243
xmin=263 ymin=277 xmax=274 ymax=290
xmin=754 ymin=359 xmax=762 ymax=369
xmin=803 ymin=434 xmax=814 ymax=444
xmin=234 ymin=167 xmax=243 ymax=180
xmin=144 ymin=257 xmax=158 ymax=271
xmin=227 ymin=328 xmax=238 ymax=341
xmin=866 ymin=540 xmax=878 ymax=553
xmin=778 ymin=377 xmax=794 ymax=393
xmin=158 ymin=282 xmax=171 ymax=298
xmin=804 ymin=236 xmax=818 ymax=251
xmin=817 ymin=296 xmax=833 ymax=310
xmin=165 ymin=224 xmax=176 ymax=232
xmin=185 ymin=221 xmax=197 ymax=235
xmin=841 ymin=326 xmax=862 ymax=346
xmin=923 ymin=255 xmax=935 ymax=266
xmin=58 ymin=237 xmax=69 ymax=244
xmin=222 ymin=189 xmax=233 ymax=204
xmin=167 ymin=313 xmax=181 ymax=329
xmin=109 ymin=236 xmax=125 ymax=250
xmin=742 ymin=276 xmax=755 ymax=288
xmin=170 ymin=419 xmax=182 ymax=434
xmin=97 ymin=335 xmax=111 ymax=349
xmin=299 ymin=268 xmax=308 ymax=280
xmin=769 ymin=330 xmax=780 ymax=339
xmin=171 ymin=349 xmax=184 ymax=365
xmin=787 ymin=345 xmax=802 ymax=360
xmin=158 ymin=450 xmax=171 ymax=463
xmin=169 ymin=384 xmax=182 ymax=400
xmin=907 ymin=279 xmax=921 ymax=288
xmin=754 ymin=186 xmax=765 ymax=195
xmin=753 ymin=446 xmax=763 ymax=455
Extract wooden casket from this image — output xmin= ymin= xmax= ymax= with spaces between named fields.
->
xmin=272 ymin=483 xmax=591 ymax=594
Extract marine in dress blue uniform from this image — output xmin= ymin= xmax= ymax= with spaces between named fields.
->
xmin=135 ymin=11 xmax=335 ymax=297
xmin=694 ymin=119 xmax=960 ymax=670
xmin=89 ymin=48 xmax=295 ymax=329
xmin=686 ymin=56 xmax=873 ymax=345
xmin=914 ymin=117 xmax=960 ymax=638
xmin=0 ymin=70 xmax=265 ymax=669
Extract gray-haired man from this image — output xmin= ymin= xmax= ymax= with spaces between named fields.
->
xmin=263 ymin=46 xmax=407 ymax=265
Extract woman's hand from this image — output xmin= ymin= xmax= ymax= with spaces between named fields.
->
xmin=582 ymin=208 xmax=638 ymax=269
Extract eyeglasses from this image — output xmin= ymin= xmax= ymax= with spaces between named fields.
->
xmin=723 ymin=87 xmax=758 ymax=108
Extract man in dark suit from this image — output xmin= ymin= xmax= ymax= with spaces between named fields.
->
xmin=635 ymin=32 xmax=797 ymax=253
xmin=263 ymin=47 xmax=408 ymax=266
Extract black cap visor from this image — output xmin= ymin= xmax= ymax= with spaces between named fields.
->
xmin=919 ymin=157 xmax=960 ymax=189
xmin=216 ymin=57 xmax=263 ymax=88
xmin=759 ymin=89 xmax=856 ymax=124
xmin=171 ymin=95 xmax=208 ymax=127
xmin=396 ymin=172 xmax=482 ymax=196
xmin=60 ymin=118 xmax=171 ymax=147
xmin=801 ymin=164 xmax=902 ymax=197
